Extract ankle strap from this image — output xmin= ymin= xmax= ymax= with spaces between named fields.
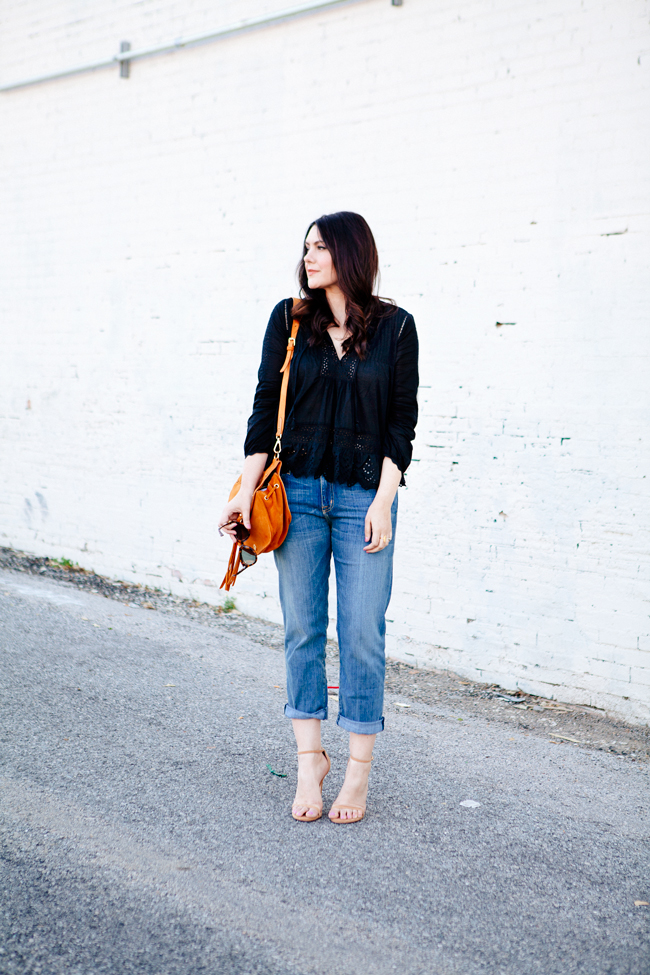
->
xmin=349 ymin=755 xmax=372 ymax=763
xmin=297 ymin=749 xmax=326 ymax=755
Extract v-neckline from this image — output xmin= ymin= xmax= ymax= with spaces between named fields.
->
xmin=326 ymin=330 xmax=349 ymax=362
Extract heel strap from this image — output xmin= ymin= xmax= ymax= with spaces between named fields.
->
xmin=297 ymin=749 xmax=326 ymax=755
xmin=349 ymin=755 xmax=372 ymax=763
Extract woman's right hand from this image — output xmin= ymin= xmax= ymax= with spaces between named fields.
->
xmin=219 ymin=489 xmax=253 ymax=538
xmin=218 ymin=452 xmax=268 ymax=539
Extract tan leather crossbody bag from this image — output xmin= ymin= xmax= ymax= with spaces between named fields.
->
xmin=220 ymin=303 xmax=299 ymax=590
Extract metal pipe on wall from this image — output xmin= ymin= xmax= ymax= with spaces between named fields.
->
xmin=0 ymin=0 xmax=401 ymax=93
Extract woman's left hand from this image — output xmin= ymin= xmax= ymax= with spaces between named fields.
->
xmin=364 ymin=498 xmax=393 ymax=553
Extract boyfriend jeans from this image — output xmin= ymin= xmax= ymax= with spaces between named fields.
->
xmin=274 ymin=472 xmax=397 ymax=735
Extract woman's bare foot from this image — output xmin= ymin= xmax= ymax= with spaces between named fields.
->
xmin=328 ymin=756 xmax=372 ymax=822
xmin=292 ymin=750 xmax=330 ymax=820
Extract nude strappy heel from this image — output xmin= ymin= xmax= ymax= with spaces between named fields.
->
xmin=328 ymin=755 xmax=372 ymax=824
xmin=292 ymin=749 xmax=331 ymax=822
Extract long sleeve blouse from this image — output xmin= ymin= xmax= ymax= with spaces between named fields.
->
xmin=244 ymin=298 xmax=419 ymax=490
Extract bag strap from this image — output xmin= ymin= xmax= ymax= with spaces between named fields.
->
xmin=273 ymin=298 xmax=300 ymax=459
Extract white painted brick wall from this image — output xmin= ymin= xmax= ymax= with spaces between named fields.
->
xmin=1 ymin=0 xmax=649 ymax=723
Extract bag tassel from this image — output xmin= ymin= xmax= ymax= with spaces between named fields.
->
xmin=220 ymin=542 xmax=241 ymax=591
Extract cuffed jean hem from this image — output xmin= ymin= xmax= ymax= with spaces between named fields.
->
xmin=336 ymin=714 xmax=385 ymax=735
xmin=284 ymin=703 xmax=328 ymax=721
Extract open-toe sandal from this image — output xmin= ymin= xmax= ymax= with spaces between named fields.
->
xmin=329 ymin=755 xmax=372 ymax=825
xmin=292 ymin=749 xmax=331 ymax=822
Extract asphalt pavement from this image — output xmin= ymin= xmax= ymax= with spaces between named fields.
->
xmin=1 ymin=566 xmax=648 ymax=975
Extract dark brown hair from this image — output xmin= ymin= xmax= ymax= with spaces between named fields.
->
xmin=293 ymin=211 xmax=395 ymax=358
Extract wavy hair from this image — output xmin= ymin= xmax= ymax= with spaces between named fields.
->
xmin=293 ymin=211 xmax=395 ymax=358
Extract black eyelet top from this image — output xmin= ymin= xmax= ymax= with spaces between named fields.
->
xmin=244 ymin=298 xmax=419 ymax=489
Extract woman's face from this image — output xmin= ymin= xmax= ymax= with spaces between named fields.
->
xmin=303 ymin=224 xmax=338 ymax=289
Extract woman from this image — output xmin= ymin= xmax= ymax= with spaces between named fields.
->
xmin=219 ymin=211 xmax=418 ymax=823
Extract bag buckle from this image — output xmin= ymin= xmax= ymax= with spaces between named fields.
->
xmin=273 ymin=436 xmax=282 ymax=459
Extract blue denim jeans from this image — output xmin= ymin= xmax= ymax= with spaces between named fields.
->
xmin=274 ymin=473 xmax=397 ymax=735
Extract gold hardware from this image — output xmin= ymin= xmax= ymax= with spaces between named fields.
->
xmin=273 ymin=436 xmax=282 ymax=459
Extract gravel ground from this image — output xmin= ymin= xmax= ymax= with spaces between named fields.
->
xmin=1 ymin=548 xmax=649 ymax=975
